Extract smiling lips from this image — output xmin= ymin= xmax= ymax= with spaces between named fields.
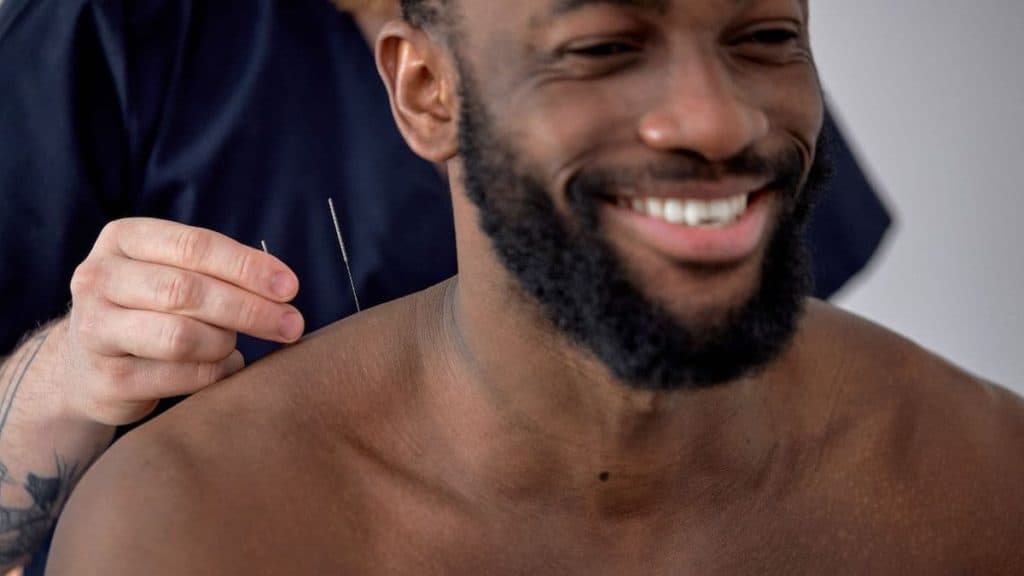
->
xmin=604 ymin=186 xmax=775 ymax=264
xmin=615 ymin=193 xmax=749 ymax=227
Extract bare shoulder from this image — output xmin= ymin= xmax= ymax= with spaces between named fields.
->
xmin=47 ymin=409 xmax=234 ymax=574
xmin=48 ymin=295 xmax=430 ymax=575
xmin=46 ymin=343 xmax=328 ymax=574
xmin=800 ymin=301 xmax=1024 ymax=561
xmin=802 ymin=300 xmax=1024 ymax=432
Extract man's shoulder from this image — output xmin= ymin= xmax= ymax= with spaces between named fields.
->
xmin=804 ymin=300 xmax=1020 ymax=398
xmin=805 ymin=300 xmax=1024 ymax=450
xmin=47 ymin=371 xmax=360 ymax=574
xmin=803 ymin=302 xmax=1024 ymax=554
xmin=48 ymin=299 xmax=430 ymax=574
xmin=46 ymin=410 xmax=238 ymax=573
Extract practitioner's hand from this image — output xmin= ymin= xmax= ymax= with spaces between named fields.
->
xmin=56 ymin=218 xmax=304 ymax=426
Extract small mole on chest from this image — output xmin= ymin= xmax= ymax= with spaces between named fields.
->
xmin=599 ymin=471 xmax=610 ymax=482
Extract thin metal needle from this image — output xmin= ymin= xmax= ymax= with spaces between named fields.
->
xmin=327 ymin=197 xmax=362 ymax=313
xmin=260 ymin=240 xmax=269 ymax=253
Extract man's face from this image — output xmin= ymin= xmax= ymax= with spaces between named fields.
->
xmin=448 ymin=0 xmax=825 ymax=389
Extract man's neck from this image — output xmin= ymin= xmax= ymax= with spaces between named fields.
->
xmin=419 ymin=195 xmax=807 ymax=521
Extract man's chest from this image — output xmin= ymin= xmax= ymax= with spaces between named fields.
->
xmin=226 ymin=484 xmax=978 ymax=576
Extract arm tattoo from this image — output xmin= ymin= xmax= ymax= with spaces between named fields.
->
xmin=0 ymin=328 xmax=88 ymax=566
xmin=0 ymin=330 xmax=50 ymax=433
xmin=0 ymin=456 xmax=82 ymax=565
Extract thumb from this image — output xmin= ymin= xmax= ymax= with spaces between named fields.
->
xmin=196 ymin=349 xmax=246 ymax=390
xmin=220 ymin=349 xmax=246 ymax=378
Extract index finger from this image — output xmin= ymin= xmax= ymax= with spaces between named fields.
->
xmin=96 ymin=218 xmax=299 ymax=302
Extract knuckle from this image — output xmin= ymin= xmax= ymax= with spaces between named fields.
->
xmin=174 ymin=227 xmax=212 ymax=267
xmin=156 ymin=272 xmax=202 ymax=312
xmin=96 ymin=219 xmax=135 ymax=253
xmin=234 ymin=251 xmax=259 ymax=286
xmin=98 ymin=219 xmax=124 ymax=244
xmin=234 ymin=297 xmax=265 ymax=332
xmin=159 ymin=318 xmax=197 ymax=360
xmin=197 ymin=362 xmax=218 ymax=385
xmin=94 ymin=354 xmax=134 ymax=383
xmin=190 ymin=361 xmax=224 ymax=388
xmin=69 ymin=260 xmax=102 ymax=298
xmin=207 ymin=328 xmax=237 ymax=359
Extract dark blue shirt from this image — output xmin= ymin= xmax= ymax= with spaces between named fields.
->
xmin=0 ymin=0 xmax=457 ymax=363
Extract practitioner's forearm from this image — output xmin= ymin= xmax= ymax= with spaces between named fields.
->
xmin=0 ymin=322 xmax=114 ymax=569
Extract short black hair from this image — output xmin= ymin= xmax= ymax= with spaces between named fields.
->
xmin=400 ymin=0 xmax=447 ymax=28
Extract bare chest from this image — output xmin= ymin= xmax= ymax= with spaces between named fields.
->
xmin=212 ymin=475 xmax=1004 ymax=576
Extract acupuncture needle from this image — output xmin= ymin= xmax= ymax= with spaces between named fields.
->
xmin=327 ymin=197 xmax=362 ymax=313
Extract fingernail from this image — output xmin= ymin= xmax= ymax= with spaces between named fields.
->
xmin=271 ymin=272 xmax=296 ymax=299
xmin=279 ymin=312 xmax=304 ymax=341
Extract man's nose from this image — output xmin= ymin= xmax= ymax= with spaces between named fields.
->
xmin=637 ymin=57 xmax=769 ymax=162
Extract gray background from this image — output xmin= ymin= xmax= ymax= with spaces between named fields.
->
xmin=813 ymin=1 xmax=1024 ymax=393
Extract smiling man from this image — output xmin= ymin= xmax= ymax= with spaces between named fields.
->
xmin=47 ymin=0 xmax=1023 ymax=574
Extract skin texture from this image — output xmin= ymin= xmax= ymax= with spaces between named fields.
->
xmin=47 ymin=0 xmax=1024 ymax=574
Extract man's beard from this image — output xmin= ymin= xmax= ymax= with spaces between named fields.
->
xmin=457 ymin=75 xmax=831 ymax=391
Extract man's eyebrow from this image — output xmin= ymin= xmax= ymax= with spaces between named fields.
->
xmin=548 ymin=0 xmax=669 ymax=18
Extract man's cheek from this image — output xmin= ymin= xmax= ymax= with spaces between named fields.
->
xmin=513 ymin=84 xmax=641 ymax=161
xmin=758 ymin=77 xmax=824 ymax=149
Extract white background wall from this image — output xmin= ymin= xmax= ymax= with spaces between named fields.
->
xmin=811 ymin=1 xmax=1023 ymax=392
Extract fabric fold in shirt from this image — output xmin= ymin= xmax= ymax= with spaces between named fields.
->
xmin=810 ymin=108 xmax=893 ymax=297
xmin=0 ymin=0 xmax=459 ymax=364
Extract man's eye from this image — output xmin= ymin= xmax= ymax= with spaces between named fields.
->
xmin=729 ymin=26 xmax=807 ymax=64
xmin=564 ymin=42 xmax=640 ymax=58
xmin=738 ymin=28 xmax=800 ymax=46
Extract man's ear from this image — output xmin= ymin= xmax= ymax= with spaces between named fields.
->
xmin=376 ymin=21 xmax=458 ymax=163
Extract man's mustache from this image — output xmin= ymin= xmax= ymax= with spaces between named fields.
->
xmin=568 ymin=145 xmax=807 ymax=201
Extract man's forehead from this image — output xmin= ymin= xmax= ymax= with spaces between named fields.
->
xmin=548 ymin=0 xmax=670 ymax=16
xmin=546 ymin=0 xmax=776 ymax=15
xmin=458 ymin=0 xmax=805 ymax=26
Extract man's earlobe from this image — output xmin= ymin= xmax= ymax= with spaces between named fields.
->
xmin=376 ymin=22 xmax=458 ymax=163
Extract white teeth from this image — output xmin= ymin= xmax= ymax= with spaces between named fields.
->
xmin=685 ymin=201 xmax=706 ymax=225
xmin=626 ymin=194 xmax=749 ymax=226
xmin=646 ymin=198 xmax=665 ymax=219
xmin=663 ymin=199 xmax=686 ymax=224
